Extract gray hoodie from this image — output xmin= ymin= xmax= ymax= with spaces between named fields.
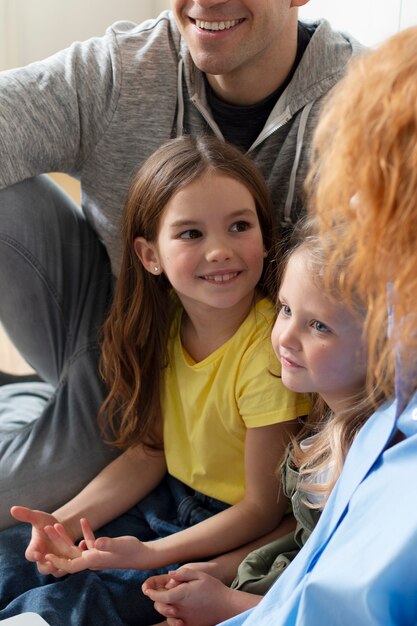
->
xmin=0 ymin=11 xmax=363 ymax=276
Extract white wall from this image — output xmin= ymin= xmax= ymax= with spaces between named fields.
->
xmin=300 ymin=0 xmax=417 ymax=46
xmin=138 ymin=1 xmax=417 ymax=47
xmin=2 ymin=1 xmax=417 ymax=70
xmin=154 ymin=0 xmax=171 ymax=15
xmin=0 ymin=0 xmax=163 ymax=69
xmin=400 ymin=0 xmax=417 ymax=30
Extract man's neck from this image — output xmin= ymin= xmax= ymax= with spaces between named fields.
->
xmin=203 ymin=21 xmax=314 ymax=152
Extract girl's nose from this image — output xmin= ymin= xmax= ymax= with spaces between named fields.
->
xmin=275 ymin=320 xmax=301 ymax=352
xmin=205 ymin=242 xmax=233 ymax=263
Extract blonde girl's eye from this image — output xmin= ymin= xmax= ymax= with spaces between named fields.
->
xmin=312 ymin=320 xmax=331 ymax=334
xmin=179 ymin=229 xmax=202 ymax=240
xmin=278 ymin=303 xmax=291 ymax=317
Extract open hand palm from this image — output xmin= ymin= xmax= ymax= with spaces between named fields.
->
xmin=10 ymin=505 xmax=77 ymax=576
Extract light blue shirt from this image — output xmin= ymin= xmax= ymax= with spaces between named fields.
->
xmin=220 ymin=392 xmax=417 ymax=626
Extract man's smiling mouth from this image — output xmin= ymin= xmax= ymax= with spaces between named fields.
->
xmin=194 ymin=19 xmax=244 ymax=32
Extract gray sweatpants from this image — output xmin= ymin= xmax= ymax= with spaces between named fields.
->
xmin=0 ymin=175 xmax=119 ymax=530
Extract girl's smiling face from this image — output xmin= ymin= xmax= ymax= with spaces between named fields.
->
xmin=271 ymin=247 xmax=368 ymax=412
xmin=138 ymin=170 xmax=266 ymax=317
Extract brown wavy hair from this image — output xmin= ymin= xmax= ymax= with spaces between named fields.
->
xmin=99 ymin=135 xmax=277 ymax=449
xmin=307 ymin=26 xmax=417 ymax=402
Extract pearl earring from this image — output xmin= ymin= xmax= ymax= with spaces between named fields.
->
xmin=154 ymin=266 xmax=158 ymax=273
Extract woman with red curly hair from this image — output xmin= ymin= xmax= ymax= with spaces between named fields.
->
xmin=216 ymin=25 xmax=417 ymax=626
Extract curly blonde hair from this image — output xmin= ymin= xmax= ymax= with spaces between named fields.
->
xmin=307 ymin=26 xmax=417 ymax=400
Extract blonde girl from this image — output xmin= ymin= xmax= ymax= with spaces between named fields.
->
xmin=276 ymin=222 xmax=380 ymax=506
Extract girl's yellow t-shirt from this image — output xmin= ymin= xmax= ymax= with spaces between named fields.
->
xmin=162 ymin=298 xmax=310 ymax=505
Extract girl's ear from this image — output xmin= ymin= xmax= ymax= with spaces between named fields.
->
xmin=133 ymin=237 xmax=162 ymax=275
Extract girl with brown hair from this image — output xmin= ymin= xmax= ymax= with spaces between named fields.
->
xmin=2 ymin=136 xmax=308 ymax=625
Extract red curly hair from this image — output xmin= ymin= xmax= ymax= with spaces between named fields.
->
xmin=308 ymin=26 xmax=417 ymax=399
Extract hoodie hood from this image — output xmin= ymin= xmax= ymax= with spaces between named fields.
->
xmin=178 ymin=19 xmax=364 ymax=147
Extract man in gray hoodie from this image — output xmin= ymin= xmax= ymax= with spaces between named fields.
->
xmin=0 ymin=1 xmax=363 ymax=528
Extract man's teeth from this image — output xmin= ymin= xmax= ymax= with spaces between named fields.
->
xmin=204 ymin=273 xmax=238 ymax=282
xmin=195 ymin=19 xmax=242 ymax=31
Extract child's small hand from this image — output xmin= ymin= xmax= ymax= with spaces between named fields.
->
xmin=45 ymin=517 xmax=151 ymax=573
xmin=44 ymin=522 xmax=84 ymax=559
xmin=10 ymin=505 xmax=77 ymax=577
xmin=143 ymin=567 xmax=241 ymax=626
xmin=143 ymin=572 xmax=181 ymax=594
xmin=142 ymin=575 xmax=185 ymax=625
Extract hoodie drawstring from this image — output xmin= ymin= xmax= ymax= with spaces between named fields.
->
xmin=283 ymin=100 xmax=314 ymax=225
xmin=176 ymin=56 xmax=185 ymax=137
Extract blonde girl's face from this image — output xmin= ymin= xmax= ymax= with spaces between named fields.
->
xmin=271 ymin=248 xmax=368 ymax=412
xmin=151 ymin=170 xmax=266 ymax=316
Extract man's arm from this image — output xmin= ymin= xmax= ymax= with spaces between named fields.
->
xmin=0 ymin=33 xmax=118 ymax=188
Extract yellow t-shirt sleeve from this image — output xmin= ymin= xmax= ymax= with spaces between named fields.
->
xmin=237 ymin=335 xmax=311 ymax=428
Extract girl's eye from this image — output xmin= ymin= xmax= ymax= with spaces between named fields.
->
xmin=312 ymin=320 xmax=330 ymax=333
xmin=279 ymin=303 xmax=291 ymax=317
xmin=230 ymin=221 xmax=250 ymax=232
xmin=179 ymin=229 xmax=202 ymax=240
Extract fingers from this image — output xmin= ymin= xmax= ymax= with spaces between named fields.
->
xmin=170 ymin=567 xmax=202 ymax=583
xmin=143 ymin=568 xmax=199 ymax=598
xmin=10 ymin=505 xmax=28 ymax=522
xmin=143 ymin=568 xmax=199 ymax=603
xmin=74 ymin=519 xmax=95 ymax=552
xmin=10 ymin=505 xmax=40 ymax=525
xmin=11 ymin=505 xmax=56 ymax=530
xmin=25 ymin=548 xmax=43 ymax=563
xmin=43 ymin=525 xmax=82 ymax=560
xmin=144 ymin=583 xmax=186 ymax=604
xmin=93 ymin=536 xmax=112 ymax=551
xmin=88 ymin=535 xmax=125 ymax=555
xmin=154 ymin=601 xmax=180 ymax=619
xmin=44 ymin=553 xmax=87 ymax=574
xmin=51 ymin=523 xmax=75 ymax=545
xmin=80 ymin=518 xmax=96 ymax=550
xmin=165 ymin=577 xmax=181 ymax=590
xmin=36 ymin=560 xmax=68 ymax=578
xmin=45 ymin=545 xmax=114 ymax=573
xmin=142 ymin=574 xmax=174 ymax=593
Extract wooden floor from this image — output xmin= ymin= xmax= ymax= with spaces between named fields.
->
xmin=0 ymin=173 xmax=80 ymax=374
